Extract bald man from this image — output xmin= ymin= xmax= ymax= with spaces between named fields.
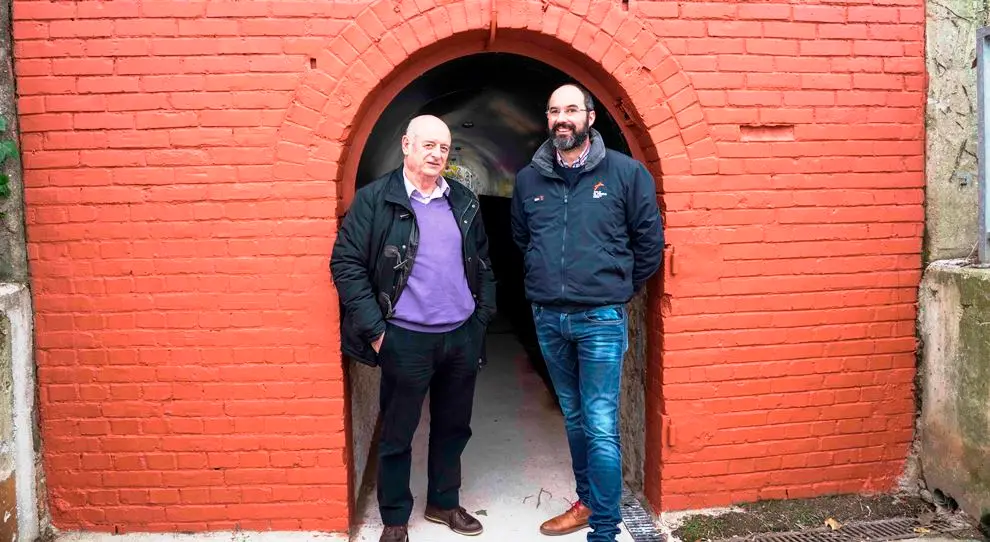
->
xmin=331 ymin=115 xmax=496 ymax=542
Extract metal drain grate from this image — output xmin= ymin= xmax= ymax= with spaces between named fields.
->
xmin=621 ymin=486 xmax=665 ymax=542
xmin=720 ymin=516 xmax=972 ymax=542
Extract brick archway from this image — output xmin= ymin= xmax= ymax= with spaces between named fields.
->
xmin=276 ymin=0 xmax=716 ymax=516
xmin=274 ymin=0 xmax=717 ymax=206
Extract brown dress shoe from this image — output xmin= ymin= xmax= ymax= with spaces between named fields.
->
xmin=424 ymin=504 xmax=484 ymax=536
xmin=380 ymin=525 xmax=408 ymax=542
xmin=540 ymin=501 xmax=592 ymax=536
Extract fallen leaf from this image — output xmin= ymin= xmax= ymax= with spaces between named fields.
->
xmin=914 ymin=527 xmax=931 ymax=534
xmin=475 ymin=510 xmax=487 ymax=516
xmin=824 ymin=518 xmax=843 ymax=531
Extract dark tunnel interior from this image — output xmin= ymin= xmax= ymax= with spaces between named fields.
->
xmin=355 ymin=53 xmax=632 ymax=397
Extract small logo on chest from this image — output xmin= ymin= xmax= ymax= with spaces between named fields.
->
xmin=592 ymin=181 xmax=608 ymax=199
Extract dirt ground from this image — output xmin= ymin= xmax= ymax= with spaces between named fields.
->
xmin=671 ymin=493 xmax=987 ymax=541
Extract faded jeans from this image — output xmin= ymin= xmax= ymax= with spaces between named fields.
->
xmin=532 ymin=303 xmax=627 ymax=542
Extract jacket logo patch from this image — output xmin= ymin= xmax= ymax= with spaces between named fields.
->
xmin=534 ymin=195 xmax=545 ymax=202
xmin=592 ymin=181 xmax=608 ymax=199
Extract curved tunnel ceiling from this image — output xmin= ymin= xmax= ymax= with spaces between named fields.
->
xmin=356 ymin=53 xmax=631 ymax=197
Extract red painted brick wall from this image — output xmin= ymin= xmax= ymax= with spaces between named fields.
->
xmin=14 ymin=0 xmax=924 ymax=533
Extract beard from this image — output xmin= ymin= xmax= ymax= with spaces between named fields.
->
xmin=550 ymin=119 xmax=590 ymax=152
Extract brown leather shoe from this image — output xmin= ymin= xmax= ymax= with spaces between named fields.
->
xmin=540 ymin=501 xmax=591 ymax=536
xmin=424 ymin=504 xmax=483 ymax=536
xmin=379 ymin=525 xmax=408 ymax=542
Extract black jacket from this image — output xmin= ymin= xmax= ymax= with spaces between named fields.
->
xmin=330 ymin=168 xmax=497 ymax=366
xmin=510 ymin=129 xmax=664 ymax=308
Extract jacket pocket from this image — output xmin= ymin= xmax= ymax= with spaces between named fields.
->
xmin=604 ymin=247 xmax=625 ymax=280
xmin=342 ymin=314 xmax=380 ymax=367
xmin=523 ymin=244 xmax=556 ymax=301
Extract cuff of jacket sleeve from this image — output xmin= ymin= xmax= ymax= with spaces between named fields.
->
xmin=366 ymin=321 xmax=386 ymax=342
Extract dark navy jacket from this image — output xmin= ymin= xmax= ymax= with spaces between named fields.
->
xmin=510 ymin=129 xmax=664 ymax=308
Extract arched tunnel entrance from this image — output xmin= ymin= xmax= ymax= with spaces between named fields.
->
xmin=346 ymin=53 xmax=650 ymax=538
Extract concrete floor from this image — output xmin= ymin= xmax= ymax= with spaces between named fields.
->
xmin=351 ymin=327 xmax=636 ymax=542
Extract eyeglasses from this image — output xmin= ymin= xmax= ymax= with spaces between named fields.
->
xmin=546 ymin=107 xmax=590 ymax=118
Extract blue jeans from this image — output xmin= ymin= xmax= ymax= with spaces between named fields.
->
xmin=532 ymin=303 xmax=627 ymax=542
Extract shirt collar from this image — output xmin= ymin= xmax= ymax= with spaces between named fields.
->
xmin=402 ymin=168 xmax=450 ymax=203
xmin=556 ymin=139 xmax=592 ymax=168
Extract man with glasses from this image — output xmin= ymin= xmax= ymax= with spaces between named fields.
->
xmin=510 ymin=84 xmax=664 ymax=542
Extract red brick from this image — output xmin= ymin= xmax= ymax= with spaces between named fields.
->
xmin=794 ymin=5 xmax=846 ymax=22
xmin=849 ymin=6 xmax=899 ymax=23
xmin=77 ymin=76 xmax=141 ymax=94
xmin=637 ymin=2 xmax=678 ymax=18
xmin=854 ymin=40 xmax=904 ymax=56
xmin=52 ymin=58 xmax=114 ymax=76
xmin=114 ymin=19 xmax=180 ymax=37
xmin=13 ymin=21 xmax=49 ymax=40
xmin=763 ymin=21 xmax=817 ymax=38
xmin=681 ymin=2 xmax=737 ymax=19
xmin=75 ymin=1 xmax=141 ymax=18
xmin=707 ymin=21 xmax=763 ymax=37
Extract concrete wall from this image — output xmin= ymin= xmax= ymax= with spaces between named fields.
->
xmin=0 ymin=284 xmax=38 ymax=542
xmin=921 ymin=0 xmax=990 ymax=523
xmin=0 ymin=313 xmax=16 ymax=541
xmin=917 ymin=261 xmax=990 ymax=524
xmin=924 ymin=0 xmax=987 ymax=261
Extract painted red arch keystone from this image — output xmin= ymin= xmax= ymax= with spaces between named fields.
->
xmin=274 ymin=0 xmax=717 ymax=207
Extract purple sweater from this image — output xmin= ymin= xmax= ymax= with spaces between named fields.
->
xmin=391 ymin=197 xmax=476 ymax=333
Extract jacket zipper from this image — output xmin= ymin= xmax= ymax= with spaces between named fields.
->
xmin=559 ymin=169 xmax=587 ymax=299
xmin=392 ymin=212 xmax=418 ymax=308
xmin=561 ymin=192 xmax=568 ymax=297
xmin=460 ymin=202 xmax=471 ymax=273
xmin=459 ymin=199 xmax=482 ymax=293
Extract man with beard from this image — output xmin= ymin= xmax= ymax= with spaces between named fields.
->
xmin=331 ymin=115 xmax=496 ymax=542
xmin=510 ymin=84 xmax=664 ymax=541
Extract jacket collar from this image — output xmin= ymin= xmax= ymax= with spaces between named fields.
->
xmin=531 ymin=128 xmax=607 ymax=179
xmin=383 ymin=167 xmax=477 ymax=213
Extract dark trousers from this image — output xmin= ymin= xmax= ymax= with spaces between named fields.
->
xmin=377 ymin=317 xmax=482 ymax=526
